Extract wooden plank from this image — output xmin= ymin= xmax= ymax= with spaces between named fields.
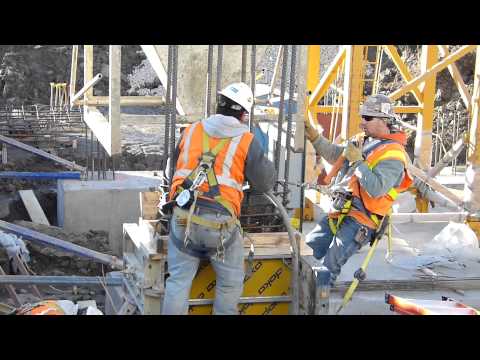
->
xmin=109 ymin=45 xmax=122 ymax=156
xmin=18 ymin=190 xmax=50 ymax=225
xmin=140 ymin=191 xmax=161 ymax=220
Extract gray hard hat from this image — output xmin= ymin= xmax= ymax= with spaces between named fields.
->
xmin=359 ymin=94 xmax=395 ymax=119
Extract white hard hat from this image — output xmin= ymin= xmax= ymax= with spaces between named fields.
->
xmin=218 ymin=82 xmax=254 ymax=113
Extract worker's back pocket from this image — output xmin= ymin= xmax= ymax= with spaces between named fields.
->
xmin=172 ymin=207 xmax=239 ymax=252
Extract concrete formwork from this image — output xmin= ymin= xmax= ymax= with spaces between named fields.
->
xmin=57 ymin=171 xmax=163 ymax=255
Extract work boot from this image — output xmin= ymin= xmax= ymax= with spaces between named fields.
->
xmin=314 ymin=266 xmax=331 ymax=315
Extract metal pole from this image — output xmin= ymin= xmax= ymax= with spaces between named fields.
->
xmin=274 ymin=45 xmax=289 ymax=192
xmin=163 ymin=45 xmax=173 ymax=173
xmin=0 ymin=220 xmax=123 ymax=269
xmin=283 ymin=45 xmax=297 ymax=206
xmin=216 ymin=45 xmax=223 ymax=95
xmin=250 ymin=45 xmax=256 ymax=132
xmin=169 ymin=45 xmax=178 ymax=182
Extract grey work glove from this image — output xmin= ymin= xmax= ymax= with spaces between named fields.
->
xmin=343 ymin=142 xmax=363 ymax=163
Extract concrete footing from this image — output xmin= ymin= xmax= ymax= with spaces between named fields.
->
xmin=57 ymin=171 xmax=163 ymax=255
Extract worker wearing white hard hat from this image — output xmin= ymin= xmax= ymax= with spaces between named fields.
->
xmin=161 ymin=82 xmax=275 ymax=315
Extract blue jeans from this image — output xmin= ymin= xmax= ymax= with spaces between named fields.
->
xmin=305 ymin=215 xmax=375 ymax=286
xmin=162 ymin=208 xmax=245 ymax=315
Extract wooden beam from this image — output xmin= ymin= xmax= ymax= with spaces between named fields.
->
xmin=69 ymin=45 xmax=78 ymax=101
xmin=83 ymin=45 xmax=94 ymax=99
xmin=407 ymin=163 xmax=476 ymax=209
xmin=308 ymin=46 xmax=346 ymax=108
xmin=383 ymin=45 xmax=423 ymax=104
xmin=438 ymin=45 xmax=472 ymax=112
xmin=389 ymin=45 xmax=476 ymax=102
xmin=140 ymin=45 xmax=185 ymax=116
xmin=19 ymin=190 xmax=49 ymax=225
xmin=75 ymin=96 xmax=165 ymax=107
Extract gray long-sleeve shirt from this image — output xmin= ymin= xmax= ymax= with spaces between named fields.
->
xmin=312 ymin=134 xmax=405 ymax=198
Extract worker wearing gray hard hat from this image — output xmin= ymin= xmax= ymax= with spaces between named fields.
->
xmin=304 ymin=94 xmax=413 ymax=314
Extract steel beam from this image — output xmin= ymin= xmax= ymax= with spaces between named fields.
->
xmin=389 ymin=45 xmax=476 ymax=102
xmin=438 ymin=45 xmax=472 ymax=112
xmin=69 ymin=45 xmax=78 ymax=101
xmin=383 ymin=45 xmax=423 ymax=103
xmin=0 ymin=275 xmax=123 ymax=287
xmin=0 ymin=134 xmax=85 ymax=172
xmin=342 ymin=45 xmax=365 ymax=139
xmin=308 ymin=47 xmax=346 ymax=108
xmin=189 ymin=296 xmax=292 ymax=306
xmin=0 ymin=220 xmax=123 ymax=269
xmin=70 ymin=73 xmax=103 ymax=106
xmin=415 ymin=45 xmax=437 ymax=171
xmin=74 ymin=96 xmax=165 ymax=107
xmin=0 ymin=172 xmax=81 ymax=180
xmin=465 ymin=46 xmax=480 ymax=215
xmin=139 ymin=45 xmax=185 ymax=116
xmin=314 ymin=105 xmax=424 ymax=114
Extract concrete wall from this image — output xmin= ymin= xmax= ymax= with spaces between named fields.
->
xmin=154 ymin=45 xmax=269 ymax=120
xmin=58 ymin=171 xmax=163 ymax=256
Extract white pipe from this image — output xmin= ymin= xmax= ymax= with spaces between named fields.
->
xmin=391 ymin=212 xmax=468 ymax=224
xmin=70 ymin=73 xmax=103 ymax=107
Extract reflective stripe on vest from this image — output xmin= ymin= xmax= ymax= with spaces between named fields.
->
xmin=222 ymin=135 xmax=243 ymax=178
xmin=182 ymin=121 xmax=199 ymax=165
xmin=170 ymin=122 xmax=253 ymax=216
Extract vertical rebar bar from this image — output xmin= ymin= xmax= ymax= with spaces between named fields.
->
xmin=241 ymin=45 xmax=248 ymax=83
xmin=250 ymin=45 xmax=257 ymax=132
xmin=97 ymin=139 xmax=100 ymax=180
xmin=216 ymin=45 xmax=223 ymax=96
xmin=90 ymin=129 xmax=94 ymax=179
xmin=283 ymin=45 xmax=297 ymax=206
xmin=163 ymin=45 xmax=173 ymax=173
xmin=169 ymin=45 xmax=178 ymax=182
xmin=206 ymin=45 xmax=214 ymax=118
xmin=274 ymin=45 xmax=289 ymax=192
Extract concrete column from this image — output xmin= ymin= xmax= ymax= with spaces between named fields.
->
xmin=109 ymin=45 xmax=122 ymax=155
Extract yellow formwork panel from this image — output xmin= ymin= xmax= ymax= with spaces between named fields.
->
xmin=188 ymin=258 xmax=291 ymax=315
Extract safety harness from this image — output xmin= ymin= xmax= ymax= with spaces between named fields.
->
xmin=173 ymin=131 xmax=254 ymax=263
xmin=327 ymin=140 xmax=402 ymax=236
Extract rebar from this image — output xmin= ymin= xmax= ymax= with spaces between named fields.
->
xmin=283 ymin=45 xmax=297 ymax=206
xmin=249 ymin=45 xmax=256 ymax=131
xmin=163 ymin=45 xmax=173 ymax=174
xmin=169 ymin=45 xmax=178 ymax=182
xmin=274 ymin=45 xmax=289 ymax=192
xmin=206 ymin=45 xmax=214 ymax=117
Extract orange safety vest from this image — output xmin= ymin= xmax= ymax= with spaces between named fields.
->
xmin=169 ymin=121 xmax=254 ymax=217
xmin=330 ymin=132 xmax=413 ymax=229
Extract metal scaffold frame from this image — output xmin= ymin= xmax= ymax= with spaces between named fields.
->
xmin=303 ymin=44 xmax=480 ymax=236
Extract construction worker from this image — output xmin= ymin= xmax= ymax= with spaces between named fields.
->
xmin=304 ymin=94 xmax=413 ymax=313
xmin=162 ymin=82 xmax=275 ymax=315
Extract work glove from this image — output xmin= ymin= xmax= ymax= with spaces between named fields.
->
xmin=343 ymin=142 xmax=363 ymax=163
xmin=305 ymin=119 xmax=320 ymax=142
